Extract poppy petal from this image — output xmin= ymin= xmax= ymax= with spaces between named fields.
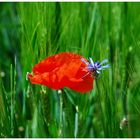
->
xmin=28 ymin=52 xmax=94 ymax=93
xmin=68 ymin=75 xmax=94 ymax=93
xmin=33 ymin=52 xmax=82 ymax=74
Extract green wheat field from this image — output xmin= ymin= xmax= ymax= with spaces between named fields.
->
xmin=0 ymin=2 xmax=140 ymax=138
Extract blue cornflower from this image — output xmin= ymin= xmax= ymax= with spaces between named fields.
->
xmin=81 ymin=57 xmax=110 ymax=75
xmin=88 ymin=57 xmax=110 ymax=74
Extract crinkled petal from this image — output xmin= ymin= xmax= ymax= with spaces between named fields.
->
xmin=33 ymin=52 xmax=82 ymax=74
xmin=29 ymin=52 xmax=94 ymax=93
xmin=68 ymin=74 xmax=94 ymax=93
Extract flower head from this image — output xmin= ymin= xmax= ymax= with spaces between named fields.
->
xmin=28 ymin=52 xmax=94 ymax=93
xmin=88 ymin=58 xmax=110 ymax=74
xmin=81 ymin=57 xmax=110 ymax=77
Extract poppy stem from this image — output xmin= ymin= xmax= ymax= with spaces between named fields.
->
xmin=74 ymin=106 xmax=79 ymax=138
xmin=95 ymin=80 xmax=106 ymax=136
xmin=58 ymin=90 xmax=63 ymax=137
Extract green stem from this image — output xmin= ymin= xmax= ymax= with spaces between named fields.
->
xmin=96 ymin=80 xmax=106 ymax=136
xmin=58 ymin=90 xmax=63 ymax=137
xmin=74 ymin=106 xmax=78 ymax=138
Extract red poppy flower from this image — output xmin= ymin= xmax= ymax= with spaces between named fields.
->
xmin=28 ymin=52 xmax=94 ymax=93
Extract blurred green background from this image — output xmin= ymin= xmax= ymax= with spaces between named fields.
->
xmin=0 ymin=2 xmax=140 ymax=138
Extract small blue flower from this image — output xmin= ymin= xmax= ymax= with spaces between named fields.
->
xmin=88 ymin=57 xmax=110 ymax=74
xmin=81 ymin=57 xmax=110 ymax=75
